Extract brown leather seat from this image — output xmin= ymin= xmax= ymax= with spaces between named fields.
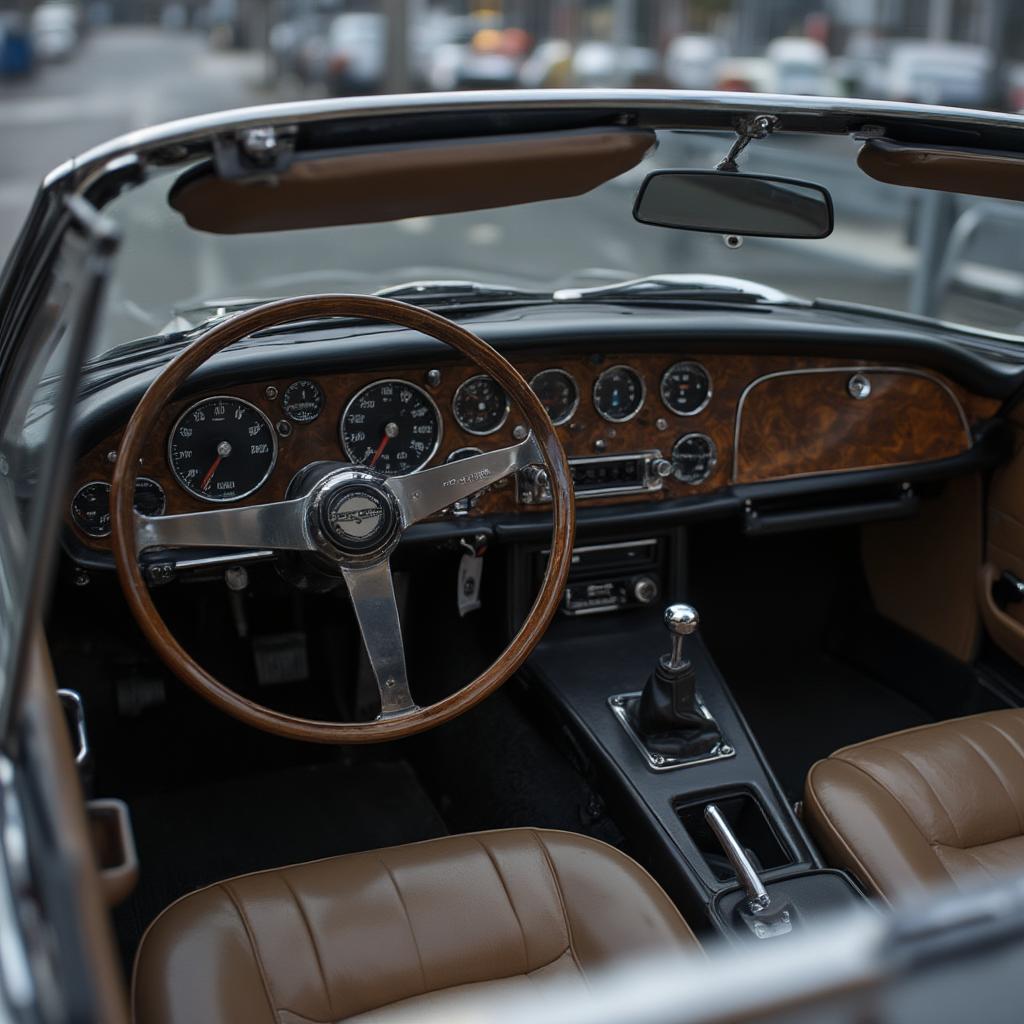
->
xmin=132 ymin=827 xmax=701 ymax=1024
xmin=805 ymin=709 xmax=1024 ymax=903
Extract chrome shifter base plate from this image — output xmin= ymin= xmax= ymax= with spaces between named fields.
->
xmin=608 ymin=692 xmax=735 ymax=772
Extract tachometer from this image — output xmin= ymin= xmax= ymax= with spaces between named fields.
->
xmin=661 ymin=361 xmax=711 ymax=416
xmin=452 ymin=375 xmax=509 ymax=435
xmin=340 ymin=379 xmax=441 ymax=476
xmin=593 ymin=365 xmax=645 ymax=422
xmin=530 ymin=368 xmax=579 ymax=426
xmin=168 ymin=396 xmax=276 ymax=502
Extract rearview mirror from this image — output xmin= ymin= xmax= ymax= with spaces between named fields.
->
xmin=633 ymin=170 xmax=833 ymax=239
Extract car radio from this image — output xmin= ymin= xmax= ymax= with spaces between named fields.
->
xmin=537 ymin=537 xmax=665 ymax=616
xmin=518 ymin=450 xmax=672 ymax=505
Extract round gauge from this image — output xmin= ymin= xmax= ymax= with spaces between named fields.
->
xmin=71 ymin=477 xmax=167 ymax=538
xmin=168 ymin=396 xmax=277 ymax=502
xmin=446 ymin=446 xmax=483 ymax=463
xmin=452 ymin=375 xmax=509 ymax=435
xmin=661 ymin=361 xmax=712 ymax=416
xmin=340 ymin=379 xmax=441 ymax=476
xmin=671 ymin=433 xmax=718 ymax=485
xmin=133 ymin=477 xmax=167 ymax=517
xmin=282 ymin=379 xmax=324 ymax=423
xmin=530 ymin=368 xmax=579 ymax=426
xmin=70 ymin=481 xmax=113 ymax=537
xmin=593 ymin=365 xmax=645 ymax=423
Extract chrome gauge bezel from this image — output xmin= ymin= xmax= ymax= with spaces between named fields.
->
xmin=529 ymin=367 xmax=580 ymax=426
xmin=660 ymin=361 xmax=712 ymax=417
xmin=167 ymin=395 xmax=278 ymax=504
xmin=339 ymin=378 xmax=443 ymax=475
xmin=593 ymin=364 xmax=646 ymax=423
xmin=282 ymin=378 xmax=325 ymax=423
xmin=671 ymin=432 xmax=718 ymax=485
xmin=70 ymin=480 xmax=112 ymax=538
xmin=451 ymin=374 xmax=510 ymax=436
xmin=71 ymin=476 xmax=167 ymax=537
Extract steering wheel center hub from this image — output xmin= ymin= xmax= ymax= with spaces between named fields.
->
xmin=320 ymin=482 xmax=394 ymax=552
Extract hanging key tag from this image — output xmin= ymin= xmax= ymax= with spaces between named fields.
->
xmin=457 ymin=535 xmax=487 ymax=617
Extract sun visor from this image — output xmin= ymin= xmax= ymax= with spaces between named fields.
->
xmin=169 ymin=127 xmax=657 ymax=234
xmin=858 ymin=137 xmax=1024 ymax=201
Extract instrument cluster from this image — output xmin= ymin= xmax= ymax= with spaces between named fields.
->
xmin=67 ymin=355 xmax=723 ymax=544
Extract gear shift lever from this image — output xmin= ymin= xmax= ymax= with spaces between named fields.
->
xmin=630 ymin=604 xmax=722 ymax=759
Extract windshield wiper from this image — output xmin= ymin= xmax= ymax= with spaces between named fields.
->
xmin=374 ymin=280 xmax=547 ymax=303
xmin=552 ymin=274 xmax=802 ymax=305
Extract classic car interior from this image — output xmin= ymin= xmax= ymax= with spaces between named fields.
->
xmin=9 ymin=91 xmax=1024 ymax=1022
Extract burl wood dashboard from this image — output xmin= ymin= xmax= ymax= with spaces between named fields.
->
xmin=67 ymin=350 xmax=999 ymax=553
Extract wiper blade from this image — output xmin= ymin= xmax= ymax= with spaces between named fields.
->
xmin=552 ymin=274 xmax=799 ymax=305
xmin=374 ymin=280 xmax=546 ymax=302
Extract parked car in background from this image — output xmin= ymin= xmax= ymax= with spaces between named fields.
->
xmin=663 ymin=34 xmax=724 ymax=90
xmin=764 ymin=36 xmax=838 ymax=95
xmin=324 ymin=11 xmax=387 ymax=96
xmin=571 ymin=40 xmax=658 ymax=87
xmin=519 ymin=37 xmax=572 ymax=89
xmin=0 ymin=11 xmax=34 ymax=78
xmin=31 ymin=1 xmax=79 ymax=62
xmin=887 ymin=40 xmax=991 ymax=106
xmin=835 ymin=31 xmax=891 ymax=99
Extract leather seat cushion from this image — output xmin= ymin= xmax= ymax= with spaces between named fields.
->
xmin=133 ymin=827 xmax=700 ymax=1024
xmin=805 ymin=708 xmax=1024 ymax=903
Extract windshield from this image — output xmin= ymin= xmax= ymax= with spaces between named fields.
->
xmin=96 ymin=128 xmax=1024 ymax=354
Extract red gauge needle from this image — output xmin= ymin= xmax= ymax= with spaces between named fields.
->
xmin=368 ymin=422 xmax=399 ymax=468
xmin=200 ymin=441 xmax=232 ymax=492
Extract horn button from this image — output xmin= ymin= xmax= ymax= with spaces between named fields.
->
xmin=305 ymin=467 xmax=402 ymax=561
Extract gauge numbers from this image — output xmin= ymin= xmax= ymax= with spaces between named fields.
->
xmin=452 ymin=375 xmax=509 ymax=435
xmin=340 ymin=379 xmax=441 ymax=476
xmin=593 ymin=365 xmax=645 ymax=422
xmin=282 ymin=379 xmax=324 ymax=423
xmin=169 ymin=396 xmax=276 ymax=502
xmin=71 ymin=477 xmax=166 ymax=538
xmin=530 ymin=368 xmax=579 ymax=425
xmin=671 ymin=433 xmax=717 ymax=485
xmin=661 ymin=361 xmax=711 ymax=416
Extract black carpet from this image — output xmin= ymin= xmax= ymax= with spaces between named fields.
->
xmin=726 ymin=652 xmax=933 ymax=802
xmin=114 ymin=758 xmax=446 ymax=968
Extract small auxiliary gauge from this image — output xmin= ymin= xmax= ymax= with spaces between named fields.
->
xmin=282 ymin=379 xmax=324 ymax=423
xmin=593 ymin=365 xmax=645 ymax=423
xmin=452 ymin=375 xmax=509 ymax=435
xmin=71 ymin=477 xmax=166 ymax=538
xmin=661 ymin=361 xmax=711 ymax=416
xmin=671 ymin=433 xmax=717 ymax=485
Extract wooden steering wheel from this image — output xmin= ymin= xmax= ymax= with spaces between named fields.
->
xmin=110 ymin=295 xmax=575 ymax=743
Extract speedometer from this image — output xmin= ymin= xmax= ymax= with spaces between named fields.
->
xmin=168 ymin=396 xmax=276 ymax=502
xmin=340 ymin=379 xmax=441 ymax=476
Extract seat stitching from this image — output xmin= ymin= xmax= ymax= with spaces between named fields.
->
xmin=377 ymin=855 xmax=429 ymax=995
xmin=221 ymin=881 xmax=282 ymax=1023
xmin=473 ymin=835 xmax=531 ymax=974
xmin=279 ymin=870 xmax=336 ymax=1021
xmin=529 ymin=829 xmax=589 ymax=989
xmin=960 ymin=732 xmax=1024 ymax=837
xmin=881 ymin=748 xmax=965 ymax=847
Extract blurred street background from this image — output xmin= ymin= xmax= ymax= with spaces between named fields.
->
xmin=3 ymin=0 xmax=1024 ymax=335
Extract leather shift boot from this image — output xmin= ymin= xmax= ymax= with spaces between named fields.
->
xmin=632 ymin=660 xmax=721 ymax=759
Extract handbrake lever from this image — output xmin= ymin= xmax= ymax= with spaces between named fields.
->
xmin=704 ymin=803 xmax=793 ymax=939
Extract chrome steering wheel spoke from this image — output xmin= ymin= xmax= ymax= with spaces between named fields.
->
xmin=341 ymin=559 xmax=418 ymax=718
xmin=386 ymin=433 xmax=543 ymax=526
xmin=134 ymin=497 xmax=314 ymax=552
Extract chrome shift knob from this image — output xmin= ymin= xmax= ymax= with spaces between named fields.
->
xmin=664 ymin=604 xmax=698 ymax=669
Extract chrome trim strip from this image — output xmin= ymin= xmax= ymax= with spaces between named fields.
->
xmin=167 ymin=395 xmax=278 ymax=503
xmin=171 ymin=549 xmax=276 ymax=571
xmin=731 ymin=365 xmax=973 ymax=485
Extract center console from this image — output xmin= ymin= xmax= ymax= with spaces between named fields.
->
xmin=521 ymin=543 xmax=868 ymax=944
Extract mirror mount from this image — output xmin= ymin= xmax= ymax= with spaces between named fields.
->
xmin=716 ymin=114 xmax=779 ymax=173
